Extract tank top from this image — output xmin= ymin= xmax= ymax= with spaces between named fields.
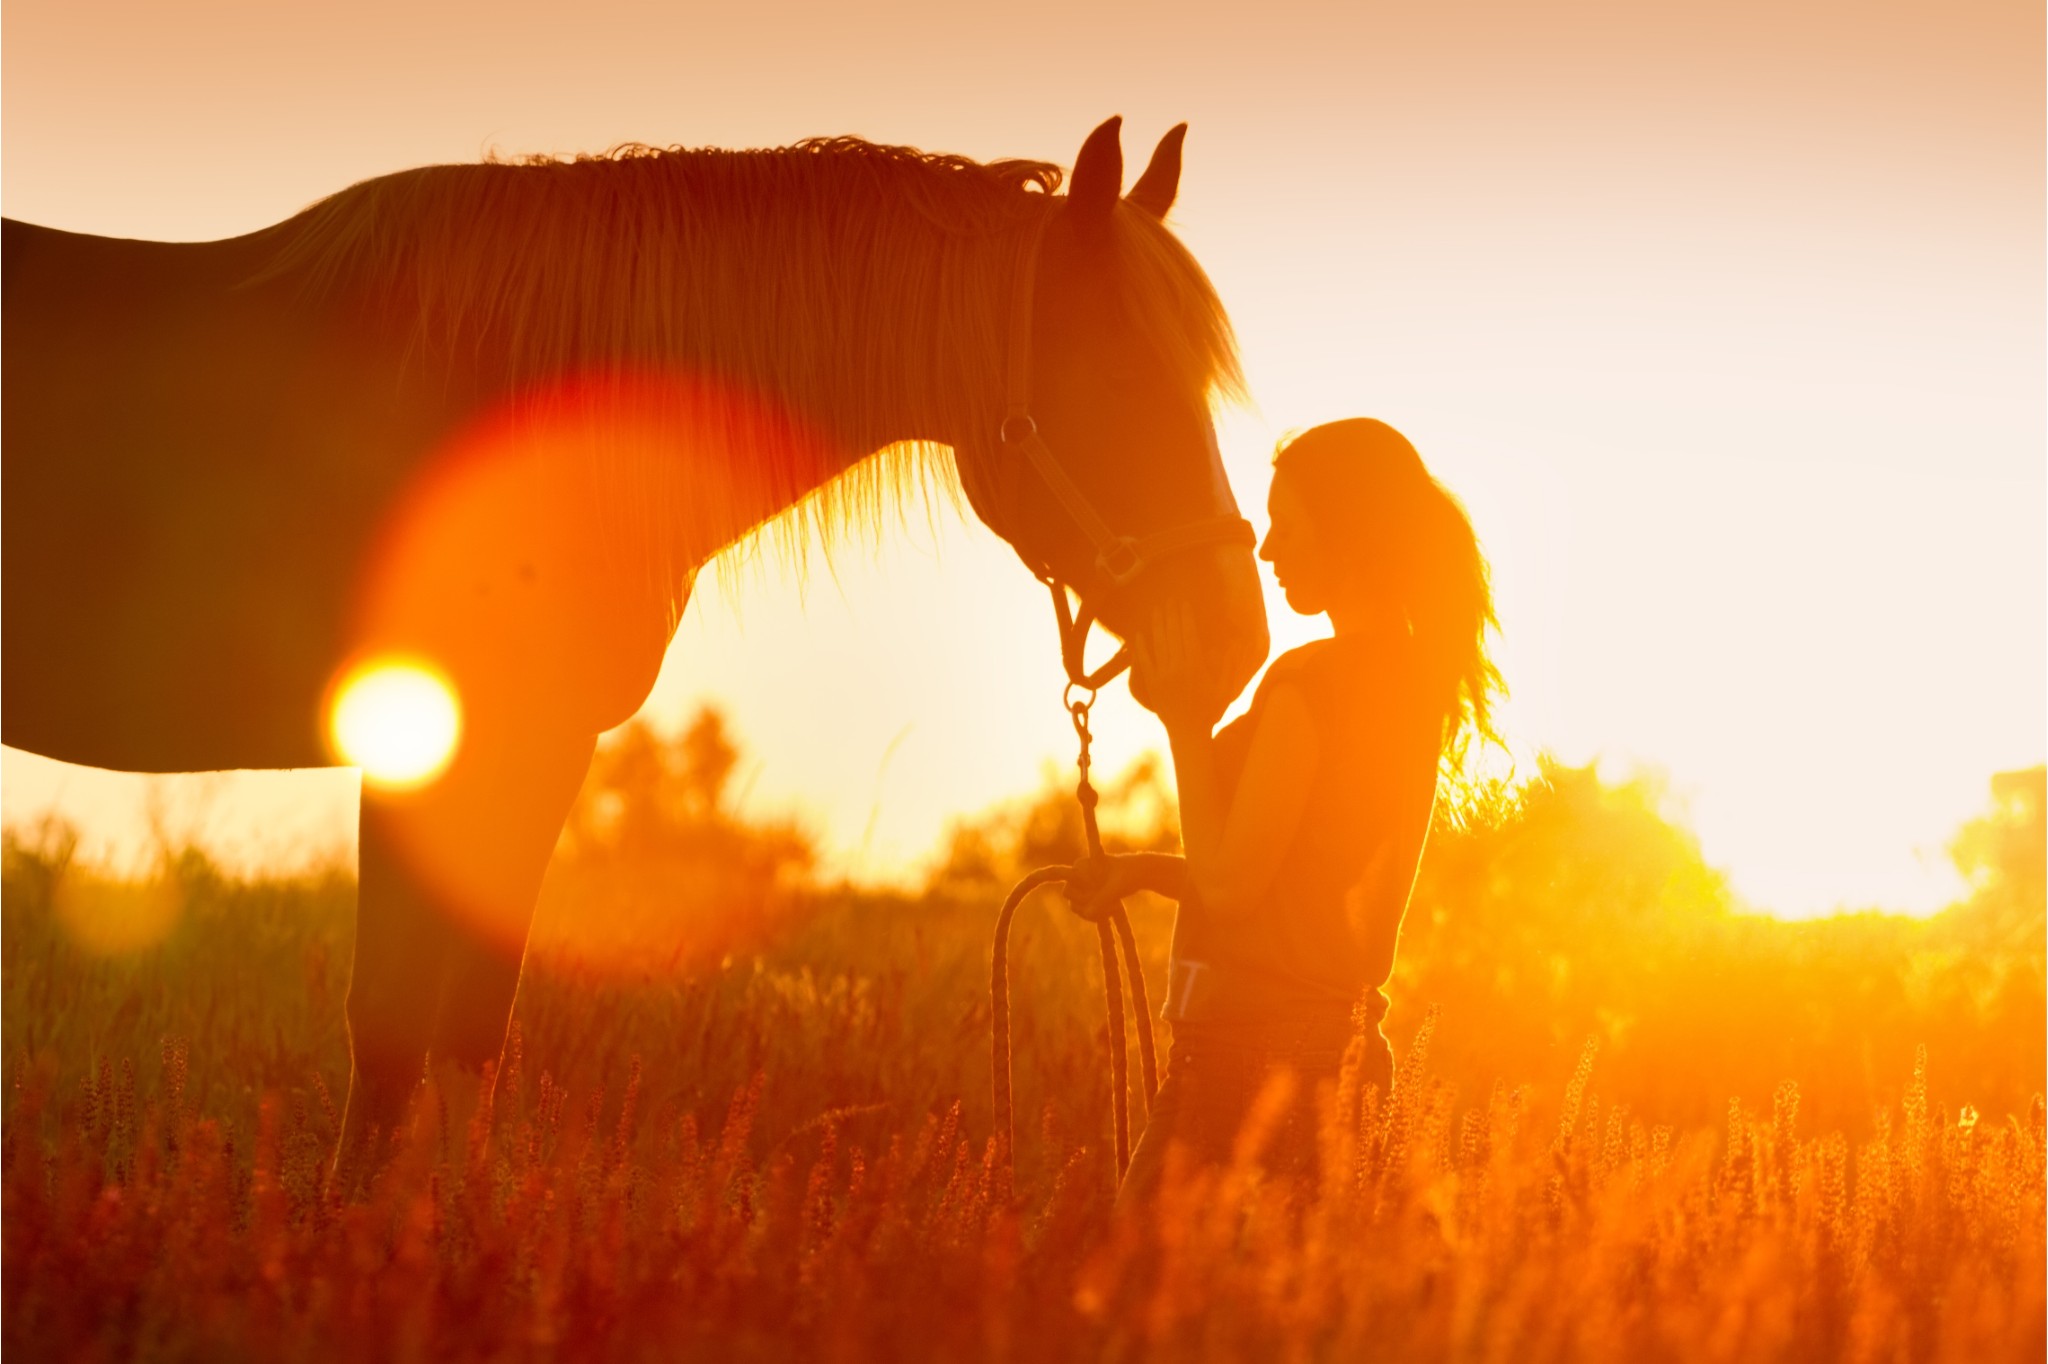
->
xmin=1165 ymin=632 xmax=1443 ymax=1025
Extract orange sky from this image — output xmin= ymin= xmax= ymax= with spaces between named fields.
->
xmin=3 ymin=0 xmax=2042 ymax=916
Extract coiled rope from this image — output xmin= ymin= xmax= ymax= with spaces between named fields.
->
xmin=990 ymin=628 xmax=1160 ymax=1188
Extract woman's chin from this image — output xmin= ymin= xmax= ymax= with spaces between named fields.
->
xmin=1281 ymin=586 xmax=1324 ymax=617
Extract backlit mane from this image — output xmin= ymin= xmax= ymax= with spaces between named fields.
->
xmin=259 ymin=137 xmax=1240 ymax=612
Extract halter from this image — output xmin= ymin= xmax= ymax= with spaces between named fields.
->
xmin=999 ymin=208 xmax=1257 ymax=693
xmin=984 ymin=207 xmax=1256 ymax=1189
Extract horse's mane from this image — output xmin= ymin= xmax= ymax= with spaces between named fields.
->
xmin=260 ymin=137 xmax=1239 ymax=615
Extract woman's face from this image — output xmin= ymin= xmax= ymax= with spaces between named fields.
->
xmin=1261 ymin=470 xmax=1342 ymax=617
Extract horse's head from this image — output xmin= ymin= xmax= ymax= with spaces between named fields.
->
xmin=957 ymin=117 xmax=1269 ymax=716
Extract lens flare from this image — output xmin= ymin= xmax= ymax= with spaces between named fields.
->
xmin=327 ymin=660 xmax=462 ymax=790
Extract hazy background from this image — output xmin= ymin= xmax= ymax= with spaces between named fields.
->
xmin=4 ymin=0 xmax=2041 ymax=916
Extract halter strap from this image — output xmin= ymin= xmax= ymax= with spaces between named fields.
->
xmin=1000 ymin=211 xmax=1256 ymax=594
xmin=1001 ymin=212 xmax=1130 ymax=565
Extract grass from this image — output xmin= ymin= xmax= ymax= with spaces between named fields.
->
xmin=3 ymin=734 xmax=2042 ymax=1361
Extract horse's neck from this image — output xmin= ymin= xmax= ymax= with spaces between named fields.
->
xmin=499 ymin=375 xmax=848 ymax=629
xmin=419 ymin=205 xmax=1013 ymax=594
xmin=6 ymin=207 xmax=1006 ymax=655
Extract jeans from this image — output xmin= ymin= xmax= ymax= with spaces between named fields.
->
xmin=1115 ymin=1015 xmax=1393 ymax=1212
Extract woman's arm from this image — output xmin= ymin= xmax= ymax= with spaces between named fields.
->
xmin=1064 ymin=850 xmax=1187 ymax=919
xmin=1165 ymin=684 xmax=1319 ymax=920
xmin=1140 ymin=604 xmax=1321 ymax=922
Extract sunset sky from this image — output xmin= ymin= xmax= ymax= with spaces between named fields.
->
xmin=3 ymin=0 xmax=2041 ymax=917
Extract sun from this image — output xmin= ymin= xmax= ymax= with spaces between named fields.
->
xmin=327 ymin=659 xmax=463 ymax=790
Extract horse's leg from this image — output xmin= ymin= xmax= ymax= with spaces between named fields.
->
xmin=336 ymin=818 xmax=461 ymax=1184
xmin=423 ymin=818 xmax=574 ymax=1120
xmin=335 ymin=720 xmax=595 ymax=1191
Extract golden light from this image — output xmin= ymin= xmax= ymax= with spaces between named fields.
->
xmin=55 ymin=874 xmax=182 ymax=956
xmin=327 ymin=659 xmax=463 ymax=790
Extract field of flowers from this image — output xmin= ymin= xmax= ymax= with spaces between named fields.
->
xmin=4 ymin=722 xmax=2042 ymax=1361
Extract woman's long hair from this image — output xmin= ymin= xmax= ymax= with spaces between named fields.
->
xmin=1273 ymin=418 xmax=1504 ymax=768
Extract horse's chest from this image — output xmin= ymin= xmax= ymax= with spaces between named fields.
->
xmin=348 ymin=450 xmax=675 ymax=735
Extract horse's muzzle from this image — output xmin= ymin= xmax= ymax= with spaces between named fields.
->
xmin=1200 ymin=543 xmax=1271 ymax=708
xmin=1108 ymin=541 xmax=1268 ymax=718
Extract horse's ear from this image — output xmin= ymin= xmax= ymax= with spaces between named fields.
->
xmin=1067 ymin=116 xmax=1124 ymax=231
xmin=1127 ymin=123 xmax=1187 ymax=220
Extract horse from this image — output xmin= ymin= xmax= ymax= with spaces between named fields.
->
xmin=1 ymin=117 xmax=1270 ymax=1183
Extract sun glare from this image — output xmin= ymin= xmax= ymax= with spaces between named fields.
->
xmin=327 ymin=660 xmax=462 ymax=790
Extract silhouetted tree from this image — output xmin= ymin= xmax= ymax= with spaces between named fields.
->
xmin=925 ymin=753 xmax=1180 ymax=899
xmin=1947 ymin=766 xmax=2046 ymax=955
xmin=1391 ymin=758 xmax=2044 ymax=1130
xmin=534 ymin=707 xmax=815 ymax=973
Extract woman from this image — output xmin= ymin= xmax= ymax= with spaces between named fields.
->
xmin=1069 ymin=417 xmax=1502 ymax=1206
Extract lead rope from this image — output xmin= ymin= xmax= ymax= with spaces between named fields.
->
xmin=990 ymin=599 xmax=1160 ymax=1194
xmin=984 ymin=207 xmax=1229 ymax=1194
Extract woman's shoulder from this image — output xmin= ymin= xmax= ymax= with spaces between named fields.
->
xmin=1258 ymin=639 xmax=1342 ymax=689
xmin=1258 ymin=636 xmax=1380 ymax=692
xmin=1234 ymin=646 xmax=1315 ymax=724
xmin=1258 ymin=633 xmax=1431 ymax=717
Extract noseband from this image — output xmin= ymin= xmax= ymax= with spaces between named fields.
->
xmin=999 ymin=209 xmax=1256 ymax=691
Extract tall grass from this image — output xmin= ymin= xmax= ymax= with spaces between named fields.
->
xmin=3 ymin=728 xmax=2041 ymax=1361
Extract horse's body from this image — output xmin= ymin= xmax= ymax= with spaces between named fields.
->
xmin=6 ymin=223 xmax=483 ymax=771
xmin=2 ymin=121 xmax=1267 ymax=1182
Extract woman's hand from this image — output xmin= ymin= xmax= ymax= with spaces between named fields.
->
xmin=1131 ymin=601 xmax=1227 ymax=735
xmin=1063 ymin=854 xmax=1132 ymax=923
xmin=1064 ymin=852 xmax=1186 ymax=921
